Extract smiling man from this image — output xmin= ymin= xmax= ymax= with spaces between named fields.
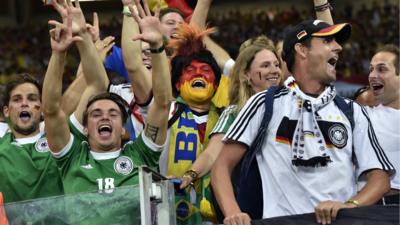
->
xmin=365 ymin=44 xmax=399 ymax=205
xmin=0 ymin=74 xmax=63 ymax=203
xmin=156 ymin=23 xmax=223 ymax=224
xmin=211 ymin=20 xmax=394 ymax=225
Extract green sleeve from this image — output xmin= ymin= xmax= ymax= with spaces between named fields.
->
xmin=125 ymin=134 xmax=162 ymax=170
xmin=210 ymin=105 xmax=238 ymax=136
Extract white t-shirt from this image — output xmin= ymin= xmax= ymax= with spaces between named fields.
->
xmin=364 ymin=104 xmax=399 ymax=189
xmin=224 ymin=87 xmax=394 ymax=218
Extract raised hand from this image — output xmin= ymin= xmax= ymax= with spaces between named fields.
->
xmin=95 ymin=36 xmax=115 ymax=62
xmin=86 ymin=12 xmax=100 ymax=42
xmin=129 ymin=0 xmax=163 ymax=46
xmin=52 ymin=0 xmax=87 ymax=35
xmin=48 ymin=12 xmax=82 ymax=53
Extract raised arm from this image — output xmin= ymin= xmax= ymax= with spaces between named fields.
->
xmin=130 ymin=0 xmax=172 ymax=145
xmin=211 ymin=143 xmax=251 ymax=225
xmin=314 ymin=0 xmax=334 ymax=25
xmin=122 ymin=0 xmax=152 ymax=104
xmin=61 ymin=35 xmax=115 ymax=116
xmin=189 ymin=0 xmax=232 ymax=72
xmin=66 ymin=0 xmax=109 ymax=124
xmin=43 ymin=8 xmax=82 ymax=153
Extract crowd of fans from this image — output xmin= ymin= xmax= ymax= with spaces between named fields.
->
xmin=0 ymin=0 xmax=398 ymax=85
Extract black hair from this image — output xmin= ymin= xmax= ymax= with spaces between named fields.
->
xmin=352 ymin=86 xmax=370 ymax=101
xmin=159 ymin=7 xmax=184 ymax=21
xmin=4 ymin=74 xmax=42 ymax=106
xmin=376 ymin=44 xmax=399 ymax=75
xmin=170 ymin=50 xmax=222 ymax=97
xmin=283 ymin=38 xmax=312 ymax=73
xmin=82 ymin=92 xmax=129 ymax=127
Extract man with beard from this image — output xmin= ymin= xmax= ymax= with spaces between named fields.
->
xmin=0 ymin=74 xmax=63 ymax=203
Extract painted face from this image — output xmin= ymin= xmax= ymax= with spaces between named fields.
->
xmin=306 ymin=36 xmax=342 ymax=85
xmin=369 ymin=51 xmax=399 ymax=106
xmin=246 ymin=49 xmax=281 ymax=93
xmin=176 ymin=60 xmax=217 ymax=105
xmin=84 ymin=99 xmax=125 ymax=152
xmin=3 ymin=83 xmax=41 ymax=137
xmin=160 ymin=12 xmax=184 ymax=40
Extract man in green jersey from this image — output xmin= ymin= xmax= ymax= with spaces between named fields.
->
xmin=0 ymin=74 xmax=64 ymax=203
xmin=43 ymin=0 xmax=171 ymax=195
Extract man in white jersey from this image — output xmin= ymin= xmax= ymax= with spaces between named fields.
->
xmin=367 ymin=44 xmax=399 ymax=205
xmin=211 ymin=20 xmax=394 ymax=225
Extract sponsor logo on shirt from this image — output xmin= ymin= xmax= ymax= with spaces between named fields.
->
xmin=35 ymin=138 xmax=50 ymax=153
xmin=114 ymin=156 xmax=134 ymax=175
xmin=81 ymin=164 xmax=93 ymax=169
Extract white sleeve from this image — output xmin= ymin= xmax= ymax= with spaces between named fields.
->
xmin=352 ymin=103 xmax=395 ymax=179
xmin=223 ymin=58 xmax=235 ymax=77
xmin=50 ymin=133 xmax=74 ymax=159
xmin=223 ymin=90 xmax=267 ymax=146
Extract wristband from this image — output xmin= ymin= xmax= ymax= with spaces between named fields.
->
xmin=345 ymin=199 xmax=359 ymax=207
xmin=150 ymin=44 xmax=165 ymax=54
xmin=184 ymin=169 xmax=199 ymax=180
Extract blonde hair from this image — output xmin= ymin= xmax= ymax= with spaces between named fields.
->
xmin=229 ymin=37 xmax=281 ymax=111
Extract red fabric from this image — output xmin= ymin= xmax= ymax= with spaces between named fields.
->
xmin=0 ymin=193 xmax=9 ymax=225
xmin=197 ymin=122 xmax=206 ymax=144
xmin=165 ymin=0 xmax=193 ymax=18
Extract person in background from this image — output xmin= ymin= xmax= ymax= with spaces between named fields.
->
xmin=366 ymin=44 xmax=399 ymax=205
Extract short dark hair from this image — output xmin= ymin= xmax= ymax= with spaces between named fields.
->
xmin=376 ymin=44 xmax=399 ymax=75
xmin=170 ymin=50 xmax=222 ymax=97
xmin=4 ymin=74 xmax=42 ymax=106
xmin=284 ymin=37 xmax=312 ymax=73
xmin=82 ymin=92 xmax=129 ymax=127
xmin=159 ymin=7 xmax=184 ymax=21
xmin=352 ymin=86 xmax=370 ymax=101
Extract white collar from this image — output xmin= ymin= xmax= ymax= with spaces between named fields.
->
xmin=14 ymin=132 xmax=42 ymax=145
xmin=90 ymin=149 xmax=122 ymax=160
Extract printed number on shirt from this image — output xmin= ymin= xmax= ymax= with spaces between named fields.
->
xmin=97 ymin=178 xmax=115 ymax=193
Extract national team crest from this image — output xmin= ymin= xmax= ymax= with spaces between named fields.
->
xmin=35 ymin=137 xmax=50 ymax=153
xmin=114 ymin=156 xmax=134 ymax=175
xmin=328 ymin=124 xmax=347 ymax=148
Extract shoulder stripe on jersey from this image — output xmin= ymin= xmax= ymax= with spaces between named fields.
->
xmin=226 ymin=91 xmax=267 ymax=141
xmin=360 ymin=107 xmax=394 ymax=171
xmin=213 ymin=108 xmax=231 ymax=133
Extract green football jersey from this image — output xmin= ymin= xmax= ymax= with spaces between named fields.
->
xmin=0 ymin=132 xmax=64 ymax=203
xmin=57 ymin=120 xmax=162 ymax=194
xmin=210 ymin=105 xmax=238 ymax=135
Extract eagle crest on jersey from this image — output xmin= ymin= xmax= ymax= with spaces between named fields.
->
xmin=328 ymin=123 xmax=348 ymax=148
xmin=35 ymin=137 xmax=50 ymax=153
xmin=114 ymin=156 xmax=134 ymax=175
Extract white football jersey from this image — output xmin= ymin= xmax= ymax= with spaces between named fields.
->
xmin=364 ymin=104 xmax=399 ymax=189
xmin=224 ymin=87 xmax=394 ymax=218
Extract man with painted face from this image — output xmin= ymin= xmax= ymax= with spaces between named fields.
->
xmin=0 ymin=74 xmax=63 ymax=203
xmin=157 ymin=23 xmax=222 ymax=224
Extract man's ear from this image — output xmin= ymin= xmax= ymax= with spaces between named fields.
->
xmin=83 ymin=127 xmax=89 ymax=136
xmin=3 ymin=106 xmax=9 ymax=118
xmin=175 ymin=82 xmax=181 ymax=92
xmin=294 ymin=43 xmax=308 ymax=58
xmin=121 ymin=127 xmax=126 ymax=137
